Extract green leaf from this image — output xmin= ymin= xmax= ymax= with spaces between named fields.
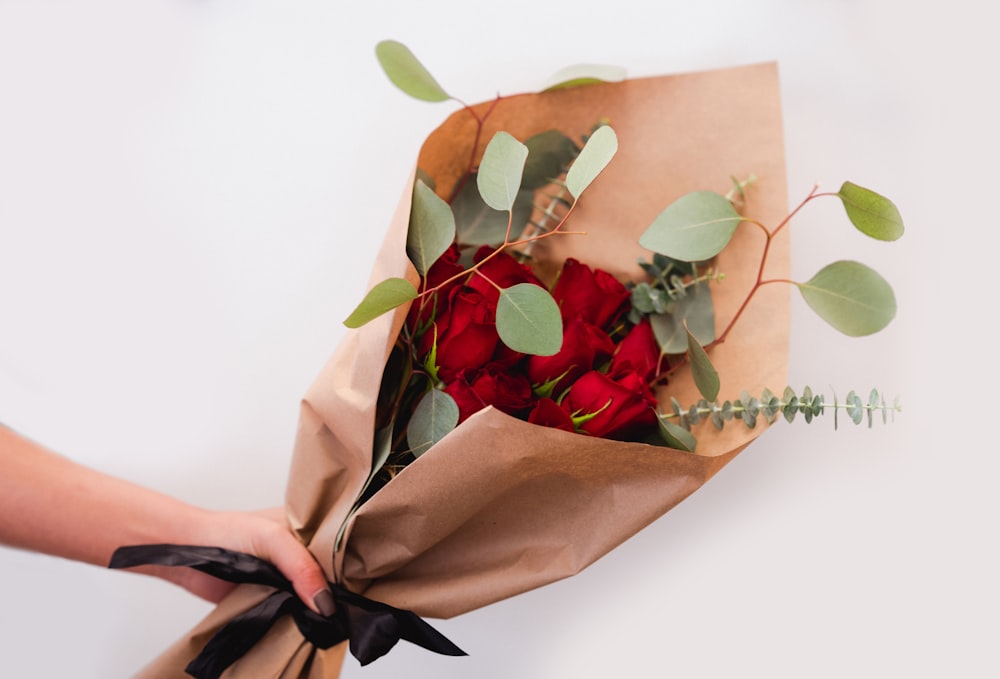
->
xmin=407 ymin=389 xmax=459 ymax=458
xmin=686 ymin=325 xmax=720 ymax=402
xmin=478 ymin=132 xmax=529 ymax=211
xmin=648 ymin=280 xmax=716 ymax=353
xmin=522 ymin=130 xmax=580 ymax=189
xmin=657 ymin=415 xmax=697 ymax=452
xmin=639 ymin=191 xmax=743 ymax=262
xmin=496 ymin=283 xmax=563 ymax=355
xmin=407 ymin=179 xmax=456 ymax=276
xmin=374 ymin=40 xmax=450 ymax=102
xmin=334 ymin=420 xmax=394 ymax=550
xmin=837 ymin=181 xmax=904 ymax=241
xmin=796 ymin=260 xmax=897 ymax=336
xmin=565 ymin=125 xmax=618 ymax=199
xmin=782 ymin=386 xmax=798 ymax=423
xmin=846 ymin=390 xmax=864 ymax=425
xmin=453 ymin=177 xmax=534 ymax=247
xmin=343 ymin=277 xmax=418 ymax=328
xmin=541 ymin=64 xmax=627 ymax=91
xmin=415 ymin=167 xmax=436 ymax=191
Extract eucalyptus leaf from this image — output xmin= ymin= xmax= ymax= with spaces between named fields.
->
xmin=415 ymin=167 xmax=436 ymax=191
xmin=407 ymin=179 xmax=456 ymax=275
xmin=407 ymin=389 xmax=459 ymax=458
xmin=343 ymin=277 xmax=418 ymax=328
xmin=639 ymin=191 xmax=743 ymax=262
xmin=522 ymin=130 xmax=580 ymax=189
xmin=837 ymin=181 xmax=904 ymax=241
xmin=453 ymin=178 xmax=534 ymax=247
xmin=374 ymin=40 xmax=450 ymax=102
xmin=541 ymin=64 xmax=627 ymax=91
xmin=657 ymin=416 xmax=697 ymax=452
xmin=846 ymin=390 xmax=864 ymax=425
xmin=496 ymin=283 xmax=563 ymax=356
xmin=334 ymin=421 xmax=394 ymax=550
xmin=686 ymin=326 xmax=720 ymax=402
xmin=565 ymin=125 xmax=618 ymax=199
xmin=796 ymin=260 xmax=896 ymax=336
xmin=478 ymin=132 xmax=529 ymax=211
xmin=648 ymin=280 xmax=715 ymax=353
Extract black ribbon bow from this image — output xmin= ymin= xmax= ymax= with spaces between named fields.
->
xmin=109 ymin=544 xmax=466 ymax=679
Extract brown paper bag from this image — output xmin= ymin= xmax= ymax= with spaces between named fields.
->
xmin=135 ymin=61 xmax=789 ymax=678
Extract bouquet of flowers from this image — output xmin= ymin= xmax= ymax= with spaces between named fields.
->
xmin=119 ymin=41 xmax=901 ymax=678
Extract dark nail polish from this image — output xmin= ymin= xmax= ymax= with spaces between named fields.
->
xmin=313 ymin=589 xmax=336 ymax=617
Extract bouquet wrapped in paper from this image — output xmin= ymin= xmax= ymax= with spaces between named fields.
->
xmin=116 ymin=42 xmax=901 ymax=678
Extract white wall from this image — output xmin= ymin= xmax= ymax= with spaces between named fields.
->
xmin=1 ymin=1 xmax=994 ymax=677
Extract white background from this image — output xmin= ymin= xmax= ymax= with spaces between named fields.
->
xmin=1 ymin=1 xmax=995 ymax=677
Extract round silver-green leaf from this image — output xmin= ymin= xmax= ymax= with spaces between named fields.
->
xmin=522 ymin=130 xmax=579 ymax=189
xmin=407 ymin=389 xmax=459 ymax=458
xmin=477 ymin=132 xmax=529 ymax=212
xmin=639 ymin=191 xmax=743 ymax=262
xmin=375 ymin=40 xmax=450 ymax=102
xmin=648 ymin=280 xmax=715 ymax=353
xmin=657 ymin=416 xmax=697 ymax=452
xmin=540 ymin=64 xmax=627 ymax=91
xmin=565 ymin=125 xmax=618 ymax=199
xmin=496 ymin=283 xmax=563 ymax=356
xmin=453 ymin=179 xmax=534 ymax=247
xmin=407 ymin=179 xmax=456 ymax=275
xmin=837 ymin=181 xmax=904 ymax=241
xmin=796 ymin=260 xmax=896 ymax=336
xmin=343 ymin=277 xmax=418 ymax=328
xmin=686 ymin=326 xmax=720 ymax=402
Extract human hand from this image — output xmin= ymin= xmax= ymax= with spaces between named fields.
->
xmin=135 ymin=507 xmax=336 ymax=617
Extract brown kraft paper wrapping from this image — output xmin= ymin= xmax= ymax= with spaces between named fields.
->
xmin=135 ymin=61 xmax=790 ymax=678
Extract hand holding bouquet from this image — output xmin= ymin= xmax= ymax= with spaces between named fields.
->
xmin=118 ymin=41 xmax=902 ymax=679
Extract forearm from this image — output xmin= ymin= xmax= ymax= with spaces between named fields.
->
xmin=0 ymin=424 xmax=333 ymax=612
xmin=0 ymin=424 xmax=206 ymax=567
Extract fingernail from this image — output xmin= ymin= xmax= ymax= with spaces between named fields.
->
xmin=313 ymin=589 xmax=336 ymax=617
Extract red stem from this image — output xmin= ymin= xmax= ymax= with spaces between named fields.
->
xmin=652 ymin=187 xmax=832 ymax=384
xmin=447 ymin=94 xmax=503 ymax=204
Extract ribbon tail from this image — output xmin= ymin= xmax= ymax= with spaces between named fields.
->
xmin=185 ymin=590 xmax=298 ymax=679
xmin=109 ymin=544 xmax=291 ymax=590
xmin=334 ymin=586 xmax=467 ymax=665
xmin=394 ymin=609 xmax=467 ymax=658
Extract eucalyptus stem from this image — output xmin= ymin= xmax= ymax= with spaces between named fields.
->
xmin=658 ymin=387 xmax=900 ymax=434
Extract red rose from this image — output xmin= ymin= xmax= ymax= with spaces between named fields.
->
xmin=551 ymin=258 xmax=631 ymax=330
xmin=608 ymin=318 xmax=662 ymax=383
xmin=407 ymin=243 xmax=466 ymax=335
xmin=527 ymin=397 xmax=575 ymax=432
xmin=422 ymin=287 xmax=500 ymax=382
xmin=561 ymin=370 xmax=657 ymax=440
xmin=466 ymin=246 xmax=545 ymax=307
xmin=527 ymin=317 xmax=615 ymax=396
xmin=444 ymin=363 xmax=535 ymax=422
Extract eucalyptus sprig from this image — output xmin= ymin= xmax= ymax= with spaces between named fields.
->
xmin=641 ymin=180 xmax=903 ymax=403
xmin=657 ymin=386 xmax=902 ymax=452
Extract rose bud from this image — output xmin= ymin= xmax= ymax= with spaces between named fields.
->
xmin=527 ymin=397 xmax=575 ymax=433
xmin=527 ymin=318 xmax=615 ymax=397
xmin=562 ymin=370 xmax=657 ymax=440
xmin=444 ymin=363 xmax=535 ymax=423
xmin=608 ymin=318 xmax=662 ymax=384
xmin=551 ymin=258 xmax=631 ymax=330
xmin=407 ymin=243 xmax=466 ymax=335
xmin=422 ymin=287 xmax=500 ymax=383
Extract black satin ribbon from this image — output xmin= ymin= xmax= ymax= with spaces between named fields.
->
xmin=109 ymin=544 xmax=466 ymax=679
